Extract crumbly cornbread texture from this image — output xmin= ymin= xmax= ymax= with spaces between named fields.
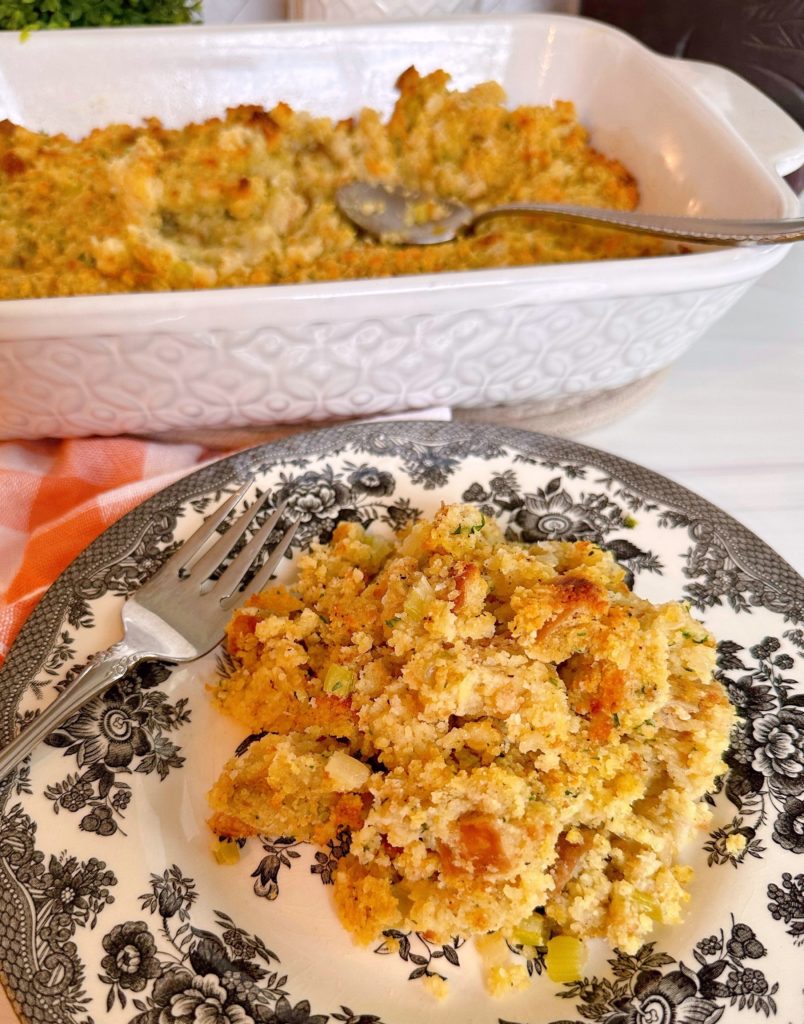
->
xmin=0 ymin=68 xmax=673 ymax=300
xmin=208 ymin=503 xmax=733 ymax=960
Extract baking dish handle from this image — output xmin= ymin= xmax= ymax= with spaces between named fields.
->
xmin=659 ymin=56 xmax=804 ymax=179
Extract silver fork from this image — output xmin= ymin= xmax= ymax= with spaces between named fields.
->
xmin=0 ymin=480 xmax=299 ymax=780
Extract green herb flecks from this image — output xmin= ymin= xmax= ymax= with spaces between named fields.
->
xmin=453 ymin=513 xmax=486 ymax=536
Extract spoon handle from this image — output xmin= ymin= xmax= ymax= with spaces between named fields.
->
xmin=472 ymin=203 xmax=804 ymax=244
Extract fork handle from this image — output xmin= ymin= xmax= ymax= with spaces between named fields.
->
xmin=0 ymin=640 xmax=147 ymax=782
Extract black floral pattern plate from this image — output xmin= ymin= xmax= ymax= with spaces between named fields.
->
xmin=1 ymin=422 xmax=803 ymax=1024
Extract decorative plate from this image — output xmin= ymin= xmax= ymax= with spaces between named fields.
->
xmin=1 ymin=422 xmax=802 ymax=1024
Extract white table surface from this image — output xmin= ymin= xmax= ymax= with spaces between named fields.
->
xmin=579 ymin=235 xmax=804 ymax=576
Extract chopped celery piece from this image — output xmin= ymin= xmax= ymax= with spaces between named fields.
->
xmin=363 ymin=532 xmax=393 ymax=571
xmin=545 ymin=935 xmax=586 ymax=983
xmin=323 ymin=664 xmax=356 ymax=696
xmin=213 ymin=839 xmax=240 ymax=865
xmin=512 ymin=913 xmax=547 ymax=947
xmin=633 ymin=889 xmax=662 ymax=921
xmin=403 ymin=576 xmax=434 ymax=621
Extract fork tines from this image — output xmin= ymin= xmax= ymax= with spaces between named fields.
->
xmin=152 ymin=478 xmax=299 ymax=604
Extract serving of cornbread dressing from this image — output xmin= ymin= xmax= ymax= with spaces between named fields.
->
xmin=208 ymin=503 xmax=734 ymax=997
xmin=0 ymin=68 xmax=674 ymax=301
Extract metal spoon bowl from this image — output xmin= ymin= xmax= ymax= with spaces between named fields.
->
xmin=336 ymin=182 xmax=804 ymax=247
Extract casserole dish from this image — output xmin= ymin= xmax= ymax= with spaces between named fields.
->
xmin=0 ymin=13 xmax=802 ymax=440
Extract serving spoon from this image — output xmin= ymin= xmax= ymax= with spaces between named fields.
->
xmin=336 ymin=182 xmax=804 ymax=246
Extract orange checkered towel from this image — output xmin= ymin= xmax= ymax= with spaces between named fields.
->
xmin=0 ymin=440 xmax=216 ymax=1022
xmin=0 ymin=437 xmax=217 ymax=668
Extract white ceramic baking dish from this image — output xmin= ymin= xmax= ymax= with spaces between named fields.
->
xmin=0 ymin=14 xmax=802 ymax=440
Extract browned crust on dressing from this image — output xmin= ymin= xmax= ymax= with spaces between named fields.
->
xmin=0 ymin=68 xmax=674 ymax=300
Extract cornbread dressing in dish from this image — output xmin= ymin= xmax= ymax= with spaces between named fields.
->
xmin=0 ymin=68 xmax=673 ymax=300
xmin=208 ymin=504 xmax=734 ymax=993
